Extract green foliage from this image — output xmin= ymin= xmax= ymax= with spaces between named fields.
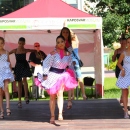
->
xmin=84 ymin=0 xmax=130 ymax=47
xmin=105 ymin=50 xmax=117 ymax=70
xmin=108 ymin=61 xmax=117 ymax=70
xmin=0 ymin=0 xmax=25 ymax=16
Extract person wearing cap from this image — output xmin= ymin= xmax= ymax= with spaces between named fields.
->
xmin=29 ymin=42 xmax=47 ymax=98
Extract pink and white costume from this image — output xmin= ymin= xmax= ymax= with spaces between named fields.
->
xmin=36 ymin=52 xmax=78 ymax=95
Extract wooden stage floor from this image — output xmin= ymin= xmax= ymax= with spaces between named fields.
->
xmin=0 ymin=99 xmax=130 ymax=130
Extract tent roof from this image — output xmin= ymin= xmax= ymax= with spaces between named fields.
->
xmin=2 ymin=0 xmax=96 ymax=18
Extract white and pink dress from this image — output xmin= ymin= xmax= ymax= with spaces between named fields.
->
xmin=36 ymin=51 xmax=78 ymax=95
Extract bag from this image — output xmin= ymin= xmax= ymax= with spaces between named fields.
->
xmin=83 ymin=77 xmax=95 ymax=86
xmin=78 ymin=59 xmax=83 ymax=67
xmin=72 ymin=51 xmax=84 ymax=67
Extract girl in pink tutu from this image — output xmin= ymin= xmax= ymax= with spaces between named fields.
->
xmin=36 ymin=35 xmax=78 ymax=124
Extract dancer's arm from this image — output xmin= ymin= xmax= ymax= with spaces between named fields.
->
xmin=25 ymin=49 xmax=36 ymax=53
xmin=112 ymin=49 xmax=118 ymax=62
xmin=42 ymin=51 xmax=55 ymax=76
xmin=9 ymin=49 xmax=16 ymax=55
xmin=7 ymin=51 xmax=12 ymax=70
xmin=117 ymin=53 xmax=125 ymax=77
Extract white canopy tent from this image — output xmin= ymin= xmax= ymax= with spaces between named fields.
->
xmin=0 ymin=0 xmax=104 ymax=97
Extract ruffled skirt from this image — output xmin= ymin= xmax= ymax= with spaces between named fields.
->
xmin=116 ymin=68 xmax=130 ymax=89
xmin=35 ymin=69 xmax=78 ymax=95
xmin=0 ymin=62 xmax=14 ymax=89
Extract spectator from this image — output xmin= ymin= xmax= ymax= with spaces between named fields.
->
xmin=29 ymin=42 xmax=47 ymax=98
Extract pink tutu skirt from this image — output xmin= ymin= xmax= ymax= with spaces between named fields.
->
xmin=35 ymin=69 xmax=78 ymax=95
xmin=34 ymin=78 xmax=41 ymax=87
xmin=66 ymin=68 xmax=76 ymax=78
xmin=46 ymin=71 xmax=78 ymax=95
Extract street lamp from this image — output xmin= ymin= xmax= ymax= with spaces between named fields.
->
xmin=112 ymin=42 xmax=121 ymax=50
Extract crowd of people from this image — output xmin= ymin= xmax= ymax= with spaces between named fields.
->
xmin=1 ymin=26 xmax=130 ymax=121
xmin=0 ymin=27 xmax=87 ymax=123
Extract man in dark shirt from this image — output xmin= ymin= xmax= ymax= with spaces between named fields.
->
xmin=29 ymin=42 xmax=47 ymax=98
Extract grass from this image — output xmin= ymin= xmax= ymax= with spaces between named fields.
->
xmin=6 ymin=77 xmax=125 ymax=101
xmin=103 ymin=77 xmax=130 ymax=99
xmin=104 ymin=77 xmax=121 ymax=99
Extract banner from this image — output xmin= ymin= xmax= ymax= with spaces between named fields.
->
xmin=0 ymin=17 xmax=102 ymax=30
xmin=0 ymin=18 xmax=66 ymax=30
xmin=66 ymin=18 xmax=102 ymax=29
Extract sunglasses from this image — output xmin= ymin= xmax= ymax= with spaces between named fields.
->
xmin=35 ymin=45 xmax=40 ymax=47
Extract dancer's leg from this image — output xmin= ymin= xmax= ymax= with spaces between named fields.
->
xmin=49 ymin=94 xmax=56 ymax=123
xmin=57 ymin=85 xmax=64 ymax=120
xmin=0 ymin=88 xmax=4 ymax=118
xmin=78 ymin=78 xmax=87 ymax=100
xmin=120 ymin=90 xmax=123 ymax=103
xmin=23 ymin=77 xmax=29 ymax=104
xmin=122 ymin=89 xmax=129 ymax=118
xmin=71 ymin=89 xmax=75 ymax=100
xmin=4 ymin=79 xmax=11 ymax=115
xmin=67 ymin=90 xmax=72 ymax=109
xmin=18 ymin=81 xmax=22 ymax=105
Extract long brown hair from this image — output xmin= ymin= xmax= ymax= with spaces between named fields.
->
xmin=0 ymin=37 xmax=5 ymax=43
xmin=60 ymin=27 xmax=72 ymax=46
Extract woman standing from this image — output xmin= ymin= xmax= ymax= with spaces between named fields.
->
xmin=112 ymin=37 xmax=126 ymax=103
xmin=0 ymin=37 xmax=14 ymax=118
xmin=116 ymin=37 xmax=130 ymax=119
xmin=71 ymin=33 xmax=87 ymax=100
xmin=112 ymin=38 xmax=127 ymax=78
xmin=9 ymin=37 xmax=35 ymax=108
xmin=60 ymin=27 xmax=87 ymax=109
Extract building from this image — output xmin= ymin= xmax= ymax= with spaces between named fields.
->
xmin=0 ymin=0 xmax=34 ymax=16
xmin=62 ymin=0 xmax=85 ymax=11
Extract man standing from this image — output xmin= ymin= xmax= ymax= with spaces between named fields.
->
xmin=29 ymin=42 xmax=47 ymax=98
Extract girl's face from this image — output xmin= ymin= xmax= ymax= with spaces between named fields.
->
xmin=61 ymin=29 xmax=69 ymax=40
xmin=0 ymin=39 xmax=4 ymax=49
xmin=18 ymin=41 xmax=25 ymax=48
xmin=127 ymin=38 xmax=130 ymax=48
xmin=56 ymin=38 xmax=65 ymax=50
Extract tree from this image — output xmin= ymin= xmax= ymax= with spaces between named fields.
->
xmin=84 ymin=0 xmax=130 ymax=46
xmin=0 ymin=0 xmax=26 ymax=17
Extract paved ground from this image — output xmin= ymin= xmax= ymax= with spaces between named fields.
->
xmin=0 ymin=99 xmax=130 ymax=130
xmin=81 ymin=67 xmax=115 ymax=78
xmin=104 ymin=70 xmax=115 ymax=77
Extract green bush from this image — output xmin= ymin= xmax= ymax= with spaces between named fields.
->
xmin=108 ymin=61 xmax=117 ymax=71
xmin=105 ymin=50 xmax=117 ymax=71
